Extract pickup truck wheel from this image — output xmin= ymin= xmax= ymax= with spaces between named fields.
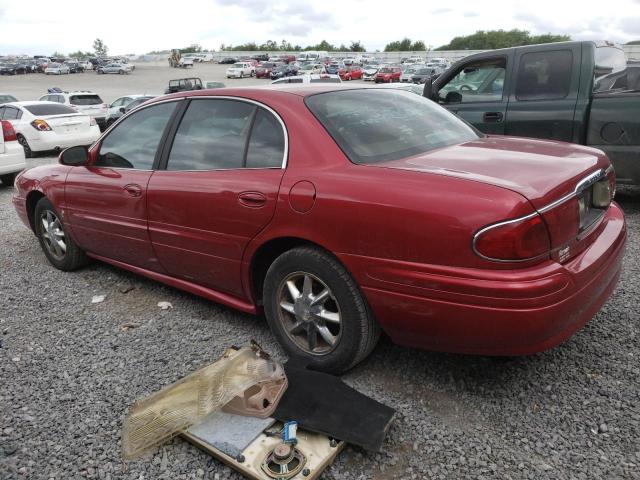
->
xmin=0 ymin=172 xmax=17 ymax=186
xmin=34 ymin=197 xmax=89 ymax=271
xmin=263 ymin=246 xmax=380 ymax=374
xmin=17 ymin=135 xmax=33 ymax=158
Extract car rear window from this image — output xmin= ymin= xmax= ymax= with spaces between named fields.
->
xmin=70 ymin=95 xmax=103 ymax=105
xmin=305 ymin=89 xmax=479 ymax=165
xmin=24 ymin=104 xmax=77 ymax=115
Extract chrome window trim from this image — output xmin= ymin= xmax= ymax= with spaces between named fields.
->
xmin=472 ymin=168 xmax=610 ymax=263
xmin=91 ymin=95 xmax=289 ymax=172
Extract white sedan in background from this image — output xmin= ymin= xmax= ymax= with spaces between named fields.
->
xmin=44 ymin=63 xmax=70 ymax=75
xmin=0 ymin=118 xmax=26 ymax=186
xmin=0 ymin=102 xmax=100 ymax=158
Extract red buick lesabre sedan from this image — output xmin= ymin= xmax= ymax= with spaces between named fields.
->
xmin=12 ymin=86 xmax=626 ymax=373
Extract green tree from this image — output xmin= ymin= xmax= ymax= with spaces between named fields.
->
xmin=50 ymin=51 xmax=66 ymax=59
xmin=349 ymin=41 xmax=366 ymax=52
xmin=93 ymin=38 xmax=108 ymax=56
xmin=435 ymin=29 xmax=570 ymax=50
xmin=259 ymin=40 xmax=278 ymax=51
xmin=384 ymin=38 xmax=414 ymax=51
xmin=68 ymin=50 xmax=93 ymax=58
xmin=304 ymin=40 xmax=336 ymax=51
xmin=180 ymin=44 xmax=202 ymax=54
xmin=411 ymin=40 xmax=426 ymax=51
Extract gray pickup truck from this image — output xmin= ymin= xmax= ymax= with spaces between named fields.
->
xmin=423 ymin=41 xmax=640 ymax=185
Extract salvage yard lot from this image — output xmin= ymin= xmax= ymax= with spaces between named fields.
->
xmin=0 ymin=62 xmax=362 ymax=104
xmin=0 ymin=65 xmax=639 ymax=480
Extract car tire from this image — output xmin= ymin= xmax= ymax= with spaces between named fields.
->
xmin=0 ymin=172 xmax=17 ymax=186
xmin=263 ymin=246 xmax=380 ymax=374
xmin=119 ymin=70 xmax=124 ymax=74
xmin=34 ymin=197 xmax=89 ymax=271
xmin=17 ymin=135 xmax=34 ymax=159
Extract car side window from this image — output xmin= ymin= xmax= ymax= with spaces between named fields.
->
xmin=96 ymin=101 xmax=177 ymax=169
xmin=515 ymin=50 xmax=573 ymax=101
xmin=3 ymin=107 xmax=20 ymax=120
xmin=246 ymin=109 xmax=286 ymax=168
xmin=166 ymin=99 xmax=255 ymax=170
xmin=438 ymin=58 xmax=506 ymax=104
xmin=111 ymin=98 xmax=124 ymax=107
xmin=0 ymin=107 xmax=5 ymax=119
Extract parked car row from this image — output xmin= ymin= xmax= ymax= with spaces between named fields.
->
xmin=0 ymin=56 xmax=135 ymax=75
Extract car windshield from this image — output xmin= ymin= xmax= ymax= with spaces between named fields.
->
xmin=0 ymin=95 xmax=18 ymax=103
xmin=417 ymin=69 xmax=432 ymax=75
xmin=305 ymin=89 xmax=479 ymax=165
xmin=70 ymin=95 xmax=103 ymax=105
xmin=232 ymin=63 xmax=244 ymax=68
xmin=25 ymin=104 xmax=77 ymax=115
xmin=379 ymin=68 xmax=392 ymax=73
xmin=48 ymin=63 xmax=60 ymax=68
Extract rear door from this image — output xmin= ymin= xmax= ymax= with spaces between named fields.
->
xmin=146 ymin=97 xmax=287 ymax=297
xmin=64 ymin=100 xmax=180 ymax=271
xmin=504 ymin=43 xmax=581 ymax=141
xmin=435 ymin=55 xmax=512 ymax=134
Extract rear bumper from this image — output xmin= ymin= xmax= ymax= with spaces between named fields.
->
xmin=339 ymin=202 xmax=626 ymax=355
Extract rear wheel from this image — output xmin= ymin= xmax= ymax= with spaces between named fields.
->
xmin=263 ymin=246 xmax=380 ymax=373
xmin=17 ymin=135 xmax=33 ymax=158
xmin=34 ymin=197 xmax=88 ymax=271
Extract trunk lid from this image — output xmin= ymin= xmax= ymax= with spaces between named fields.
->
xmin=379 ymin=135 xmax=610 ymax=209
xmin=44 ymin=114 xmax=91 ymax=134
xmin=379 ymin=135 xmax=614 ymax=262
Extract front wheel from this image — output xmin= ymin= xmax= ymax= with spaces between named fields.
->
xmin=263 ymin=246 xmax=380 ymax=374
xmin=34 ymin=197 xmax=89 ymax=271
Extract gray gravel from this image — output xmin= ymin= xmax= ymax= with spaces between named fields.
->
xmin=1 ymin=157 xmax=639 ymax=480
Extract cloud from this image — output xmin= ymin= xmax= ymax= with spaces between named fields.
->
xmin=463 ymin=11 xmax=480 ymax=17
xmin=619 ymin=16 xmax=640 ymax=35
xmin=430 ymin=8 xmax=452 ymax=14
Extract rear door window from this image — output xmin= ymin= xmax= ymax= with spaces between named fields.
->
xmin=515 ymin=50 xmax=573 ymax=101
xmin=438 ymin=58 xmax=506 ymax=103
xmin=167 ymin=99 xmax=255 ymax=170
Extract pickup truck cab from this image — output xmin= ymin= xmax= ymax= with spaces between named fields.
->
xmin=424 ymin=41 xmax=640 ymax=185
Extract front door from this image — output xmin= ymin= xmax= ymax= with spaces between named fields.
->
xmin=435 ymin=55 xmax=512 ymax=135
xmin=64 ymin=100 xmax=179 ymax=271
xmin=146 ymin=98 xmax=287 ymax=297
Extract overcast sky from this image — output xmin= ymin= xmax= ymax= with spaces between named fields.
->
xmin=1 ymin=0 xmax=639 ymax=55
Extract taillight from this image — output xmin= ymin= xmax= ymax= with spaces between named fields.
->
xmin=1 ymin=120 xmax=17 ymax=142
xmin=473 ymin=213 xmax=551 ymax=262
xmin=31 ymin=119 xmax=52 ymax=131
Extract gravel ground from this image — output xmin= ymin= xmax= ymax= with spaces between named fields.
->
xmin=1 ymin=152 xmax=639 ymax=480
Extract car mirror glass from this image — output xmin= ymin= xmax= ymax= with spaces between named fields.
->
xmin=59 ymin=145 xmax=89 ymax=166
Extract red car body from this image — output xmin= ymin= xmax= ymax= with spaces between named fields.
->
xmin=375 ymin=67 xmax=402 ymax=83
xmin=255 ymin=62 xmax=278 ymax=78
xmin=12 ymin=86 xmax=626 ymax=360
xmin=340 ymin=66 xmax=363 ymax=81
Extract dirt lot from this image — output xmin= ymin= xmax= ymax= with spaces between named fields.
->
xmin=0 ymin=61 xmax=364 ymax=104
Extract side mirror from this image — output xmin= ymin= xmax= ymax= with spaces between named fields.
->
xmin=422 ymin=77 xmax=434 ymax=99
xmin=59 ymin=145 xmax=88 ymax=166
xmin=119 ymin=107 xmax=126 ymax=113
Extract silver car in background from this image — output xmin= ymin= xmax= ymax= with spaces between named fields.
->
xmin=96 ymin=63 xmax=133 ymax=75
xmin=44 ymin=63 xmax=70 ymax=75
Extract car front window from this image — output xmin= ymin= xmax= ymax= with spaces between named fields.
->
xmin=96 ymin=101 xmax=177 ymax=169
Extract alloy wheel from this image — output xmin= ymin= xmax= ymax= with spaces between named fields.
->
xmin=277 ymin=272 xmax=342 ymax=355
xmin=39 ymin=210 xmax=67 ymax=260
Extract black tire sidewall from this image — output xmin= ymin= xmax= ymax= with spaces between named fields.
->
xmin=264 ymin=247 xmax=370 ymax=373
xmin=34 ymin=197 xmax=86 ymax=271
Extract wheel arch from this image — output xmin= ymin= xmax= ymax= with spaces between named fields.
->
xmin=248 ymin=236 xmax=338 ymax=306
xmin=25 ymin=190 xmax=45 ymax=233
